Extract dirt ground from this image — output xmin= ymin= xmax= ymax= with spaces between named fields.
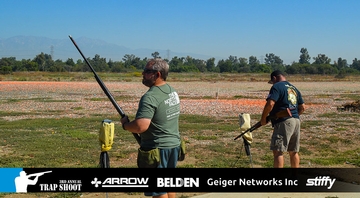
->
xmin=0 ymin=81 xmax=343 ymax=120
xmin=1 ymin=81 xmax=359 ymax=198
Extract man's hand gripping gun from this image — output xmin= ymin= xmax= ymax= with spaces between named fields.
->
xmin=234 ymin=108 xmax=292 ymax=140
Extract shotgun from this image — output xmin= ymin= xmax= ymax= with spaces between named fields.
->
xmin=234 ymin=108 xmax=292 ymax=140
xmin=27 ymin=171 xmax=52 ymax=178
xmin=68 ymin=35 xmax=141 ymax=145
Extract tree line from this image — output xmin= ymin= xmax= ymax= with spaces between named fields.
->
xmin=1 ymin=48 xmax=360 ymax=76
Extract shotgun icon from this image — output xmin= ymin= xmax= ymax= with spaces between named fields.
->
xmin=15 ymin=170 xmax=52 ymax=193
xmin=26 ymin=170 xmax=52 ymax=178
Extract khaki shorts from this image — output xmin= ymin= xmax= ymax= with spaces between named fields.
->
xmin=270 ymin=118 xmax=300 ymax=152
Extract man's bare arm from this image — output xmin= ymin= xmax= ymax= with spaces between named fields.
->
xmin=261 ymin=99 xmax=275 ymax=125
xmin=121 ymin=117 xmax=151 ymax=133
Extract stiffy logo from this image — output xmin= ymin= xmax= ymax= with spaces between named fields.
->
xmin=306 ymin=176 xmax=336 ymax=189
xmin=91 ymin=177 xmax=149 ymax=188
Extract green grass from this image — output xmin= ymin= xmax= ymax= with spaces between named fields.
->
xmin=0 ymin=112 xmax=359 ymax=168
xmin=233 ymin=95 xmax=259 ymax=99
xmin=340 ymin=93 xmax=360 ymax=101
xmin=0 ymin=98 xmax=78 ymax=108
xmin=0 ymin=115 xmax=139 ymax=167
xmin=0 ymin=113 xmax=243 ymax=168
xmin=4 ymin=71 xmax=360 ymax=82
xmin=1 ymin=72 xmax=360 ymax=169
xmin=87 ymin=95 xmax=133 ymax=102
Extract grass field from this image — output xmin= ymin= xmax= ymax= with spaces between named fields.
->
xmin=0 ymin=72 xmax=359 ymax=197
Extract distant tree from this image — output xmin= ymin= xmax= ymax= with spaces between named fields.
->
xmin=228 ymin=55 xmax=238 ymax=64
xmin=238 ymin=57 xmax=250 ymax=73
xmin=33 ymin=53 xmax=46 ymax=71
xmin=217 ymin=59 xmax=232 ymax=73
xmin=193 ymin=58 xmax=207 ymax=72
xmin=316 ymin=64 xmax=338 ymax=75
xmin=265 ymin=53 xmax=284 ymax=71
xmin=49 ymin=59 xmax=65 ymax=72
xmin=64 ymin=58 xmax=75 ymax=72
xmin=24 ymin=61 xmax=39 ymax=71
xmin=287 ymin=63 xmax=312 ymax=74
xmin=251 ymin=64 xmax=271 ymax=73
xmin=0 ymin=57 xmax=16 ymax=66
xmin=313 ymin=54 xmax=331 ymax=64
xmin=227 ymin=55 xmax=239 ymax=72
xmin=304 ymin=64 xmax=318 ymax=74
xmin=4 ymin=50 xmax=360 ymax=74
xmin=65 ymin=58 xmax=75 ymax=66
xmin=151 ymin=51 xmax=161 ymax=59
xmin=110 ymin=61 xmax=126 ymax=72
xmin=249 ymin=56 xmax=260 ymax=68
xmin=299 ymin=48 xmax=311 ymax=64
xmin=238 ymin=57 xmax=247 ymax=65
xmin=350 ymin=58 xmax=360 ymax=71
xmin=90 ymin=54 xmax=108 ymax=72
xmin=169 ymin=56 xmax=184 ymax=72
xmin=73 ymin=59 xmax=87 ymax=72
xmin=206 ymin=58 xmax=216 ymax=72
xmin=33 ymin=52 xmax=53 ymax=71
xmin=182 ymin=56 xmax=200 ymax=72
xmin=286 ymin=63 xmax=301 ymax=74
xmin=135 ymin=58 xmax=147 ymax=70
xmin=335 ymin=57 xmax=347 ymax=70
xmin=122 ymin=54 xmax=145 ymax=70
xmin=123 ymin=54 xmax=136 ymax=68
xmin=184 ymin=56 xmax=194 ymax=66
xmin=0 ymin=57 xmax=17 ymax=73
xmin=0 ymin=66 xmax=12 ymax=74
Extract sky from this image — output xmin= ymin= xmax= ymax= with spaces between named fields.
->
xmin=1 ymin=0 xmax=359 ymax=64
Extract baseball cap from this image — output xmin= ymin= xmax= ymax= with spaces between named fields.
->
xmin=268 ymin=70 xmax=284 ymax=84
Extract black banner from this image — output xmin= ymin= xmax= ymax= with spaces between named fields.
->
xmin=3 ymin=168 xmax=359 ymax=193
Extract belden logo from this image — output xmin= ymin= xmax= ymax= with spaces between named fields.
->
xmin=157 ymin=177 xmax=200 ymax=187
xmin=91 ymin=177 xmax=149 ymax=188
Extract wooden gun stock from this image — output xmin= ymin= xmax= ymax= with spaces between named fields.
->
xmin=274 ymin=108 xmax=292 ymax=119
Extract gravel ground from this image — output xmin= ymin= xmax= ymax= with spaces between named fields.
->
xmin=0 ymin=81 xmax=352 ymax=121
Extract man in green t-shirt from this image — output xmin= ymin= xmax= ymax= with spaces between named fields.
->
xmin=121 ymin=58 xmax=181 ymax=198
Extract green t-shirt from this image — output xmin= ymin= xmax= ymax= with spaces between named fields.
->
xmin=136 ymin=84 xmax=181 ymax=149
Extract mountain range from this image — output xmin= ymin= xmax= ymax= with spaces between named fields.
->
xmin=0 ymin=36 xmax=223 ymax=62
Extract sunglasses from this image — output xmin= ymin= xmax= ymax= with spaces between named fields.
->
xmin=143 ymin=69 xmax=158 ymax=74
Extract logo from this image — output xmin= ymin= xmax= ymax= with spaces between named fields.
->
xmin=165 ymin=92 xmax=180 ymax=106
xmin=306 ymin=176 xmax=336 ymax=189
xmin=157 ymin=177 xmax=199 ymax=187
xmin=91 ymin=178 xmax=102 ymax=188
xmin=15 ymin=170 xmax=52 ymax=193
xmin=91 ymin=177 xmax=149 ymax=188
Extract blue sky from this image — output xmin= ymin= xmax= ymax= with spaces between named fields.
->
xmin=1 ymin=0 xmax=359 ymax=64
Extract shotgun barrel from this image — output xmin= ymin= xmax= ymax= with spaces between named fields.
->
xmin=69 ymin=35 xmax=141 ymax=145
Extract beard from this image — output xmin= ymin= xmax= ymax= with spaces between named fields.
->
xmin=142 ymin=77 xmax=155 ymax=87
